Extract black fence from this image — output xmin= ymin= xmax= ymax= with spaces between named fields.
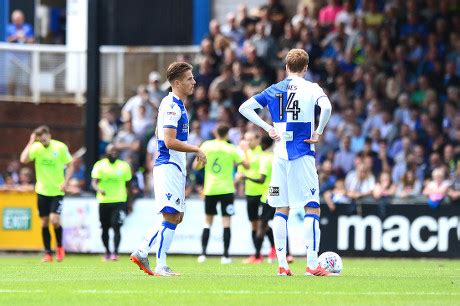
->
xmin=320 ymin=204 xmax=460 ymax=258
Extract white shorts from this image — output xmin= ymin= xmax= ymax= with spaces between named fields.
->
xmin=267 ymin=155 xmax=320 ymax=209
xmin=153 ymin=164 xmax=186 ymax=213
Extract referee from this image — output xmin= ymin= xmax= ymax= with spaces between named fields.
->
xmin=91 ymin=144 xmax=132 ymax=261
xmin=20 ymin=125 xmax=74 ymax=262
xmin=193 ymin=124 xmax=248 ymax=264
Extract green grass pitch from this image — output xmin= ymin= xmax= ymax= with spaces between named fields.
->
xmin=0 ymin=255 xmax=458 ymax=305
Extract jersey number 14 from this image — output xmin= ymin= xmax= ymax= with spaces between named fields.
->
xmin=275 ymin=93 xmax=301 ymax=120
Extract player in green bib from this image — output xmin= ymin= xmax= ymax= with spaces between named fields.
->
xmin=91 ymin=144 xmax=132 ymax=261
xmin=236 ymin=131 xmax=274 ymax=263
xmin=20 ymin=125 xmax=75 ymax=262
xmin=193 ymin=124 xmax=248 ymax=264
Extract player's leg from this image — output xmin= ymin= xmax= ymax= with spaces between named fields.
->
xmin=259 ymin=203 xmax=276 ymax=263
xmin=304 ymin=205 xmax=320 ymax=270
xmin=99 ymin=204 xmax=112 ymax=260
xmin=110 ymin=202 xmax=127 ymax=260
xmin=268 ymin=157 xmax=291 ymax=275
xmin=49 ymin=196 xmax=65 ymax=261
xmin=220 ymin=194 xmax=234 ymax=264
xmin=37 ymin=195 xmax=52 ymax=262
xmin=155 ymin=210 xmax=183 ymax=275
xmin=199 ymin=196 xmax=217 ymax=262
xmin=246 ymin=195 xmax=260 ymax=248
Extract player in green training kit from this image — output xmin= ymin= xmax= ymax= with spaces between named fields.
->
xmin=91 ymin=144 xmax=132 ymax=261
xmin=250 ymin=135 xmax=277 ymax=262
xmin=20 ymin=125 xmax=74 ymax=262
xmin=193 ymin=124 xmax=248 ymax=264
xmin=236 ymin=131 xmax=276 ymax=263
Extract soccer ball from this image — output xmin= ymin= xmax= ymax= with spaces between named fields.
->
xmin=318 ymin=252 xmax=343 ymax=274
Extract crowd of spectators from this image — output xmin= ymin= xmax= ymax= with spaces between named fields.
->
xmin=2 ymin=0 xmax=460 ymax=209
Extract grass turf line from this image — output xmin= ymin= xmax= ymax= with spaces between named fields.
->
xmin=0 ymin=255 xmax=458 ymax=305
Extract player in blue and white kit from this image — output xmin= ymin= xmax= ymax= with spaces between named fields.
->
xmin=239 ymin=49 xmax=335 ymax=276
xmin=131 ymin=62 xmax=207 ymax=276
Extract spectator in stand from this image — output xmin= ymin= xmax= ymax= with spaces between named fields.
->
xmin=122 ymin=85 xmax=156 ymax=131
xmin=6 ymin=10 xmax=34 ymax=44
xmin=6 ymin=10 xmax=34 ymax=95
xmin=222 ymin=13 xmax=245 ymax=48
xmin=333 ymin=136 xmax=355 ymax=176
xmin=345 ymin=163 xmax=376 ymax=203
xmin=395 ymin=170 xmax=423 ymax=199
xmin=66 ymin=157 xmax=86 ymax=195
xmin=423 ymin=167 xmax=450 ymax=209
xmin=99 ymin=108 xmax=120 ymax=154
xmin=447 ymin=162 xmax=460 ymax=205
xmin=318 ymin=0 xmax=343 ymax=31
xmin=113 ymin=120 xmax=141 ymax=167
xmin=373 ymin=171 xmax=396 ymax=211
xmin=15 ymin=167 xmax=34 ymax=192
xmin=147 ymin=71 xmax=167 ymax=108
xmin=194 ymin=57 xmax=218 ymax=93
xmin=324 ymin=178 xmax=352 ymax=213
xmin=319 ymin=159 xmax=337 ymax=194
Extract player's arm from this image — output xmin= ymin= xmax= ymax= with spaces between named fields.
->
xmin=164 ymin=128 xmax=207 ymax=165
xmin=239 ymin=173 xmax=267 ymax=184
xmin=20 ymin=133 xmax=36 ymax=164
xmin=239 ymin=97 xmax=281 ymax=141
xmin=91 ymin=178 xmax=105 ymax=195
xmin=305 ymin=96 xmax=332 ymax=144
xmin=61 ymin=159 xmax=75 ymax=192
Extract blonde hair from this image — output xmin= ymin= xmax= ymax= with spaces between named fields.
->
xmin=285 ymin=49 xmax=309 ymax=73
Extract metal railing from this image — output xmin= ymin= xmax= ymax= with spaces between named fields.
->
xmin=0 ymin=42 xmax=200 ymax=104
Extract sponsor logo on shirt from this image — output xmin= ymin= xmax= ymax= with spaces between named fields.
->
xmin=166 ymin=111 xmax=176 ymax=116
xmin=269 ymin=186 xmax=279 ymax=196
xmin=182 ymin=123 xmax=188 ymax=133
xmin=283 ymin=131 xmax=293 ymax=141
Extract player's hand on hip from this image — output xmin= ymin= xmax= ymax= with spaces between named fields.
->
xmin=196 ymin=149 xmax=207 ymax=165
xmin=268 ymin=127 xmax=281 ymax=141
xmin=304 ymin=132 xmax=321 ymax=144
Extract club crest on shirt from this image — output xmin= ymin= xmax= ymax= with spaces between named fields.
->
xmin=283 ymin=131 xmax=293 ymax=141
xmin=269 ymin=186 xmax=279 ymax=196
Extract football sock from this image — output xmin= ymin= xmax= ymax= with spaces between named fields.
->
xmin=42 ymin=227 xmax=51 ymax=253
xmin=137 ymin=223 xmax=160 ymax=257
xmin=223 ymin=227 xmax=231 ymax=258
xmin=254 ymin=233 xmax=264 ymax=258
xmin=101 ymin=226 xmax=110 ymax=254
xmin=113 ymin=226 xmax=121 ymax=255
xmin=156 ymin=221 xmax=176 ymax=268
xmin=201 ymin=227 xmax=210 ymax=256
xmin=305 ymin=214 xmax=320 ymax=269
xmin=266 ymin=226 xmax=275 ymax=248
xmin=273 ymin=212 xmax=289 ymax=269
xmin=54 ymin=226 xmax=63 ymax=247
xmin=251 ymin=230 xmax=257 ymax=248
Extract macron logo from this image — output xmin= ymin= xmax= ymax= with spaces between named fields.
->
xmin=166 ymin=193 xmax=172 ymax=200
xmin=310 ymin=188 xmax=316 ymax=195
xmin=277 ymin=248 xmax=283 ymax=252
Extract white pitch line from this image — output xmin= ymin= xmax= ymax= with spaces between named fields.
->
xmin=76 ymin=289 xmax=460 ymax=296
xmin=0 ymin=289 xmax=44 ymax=293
